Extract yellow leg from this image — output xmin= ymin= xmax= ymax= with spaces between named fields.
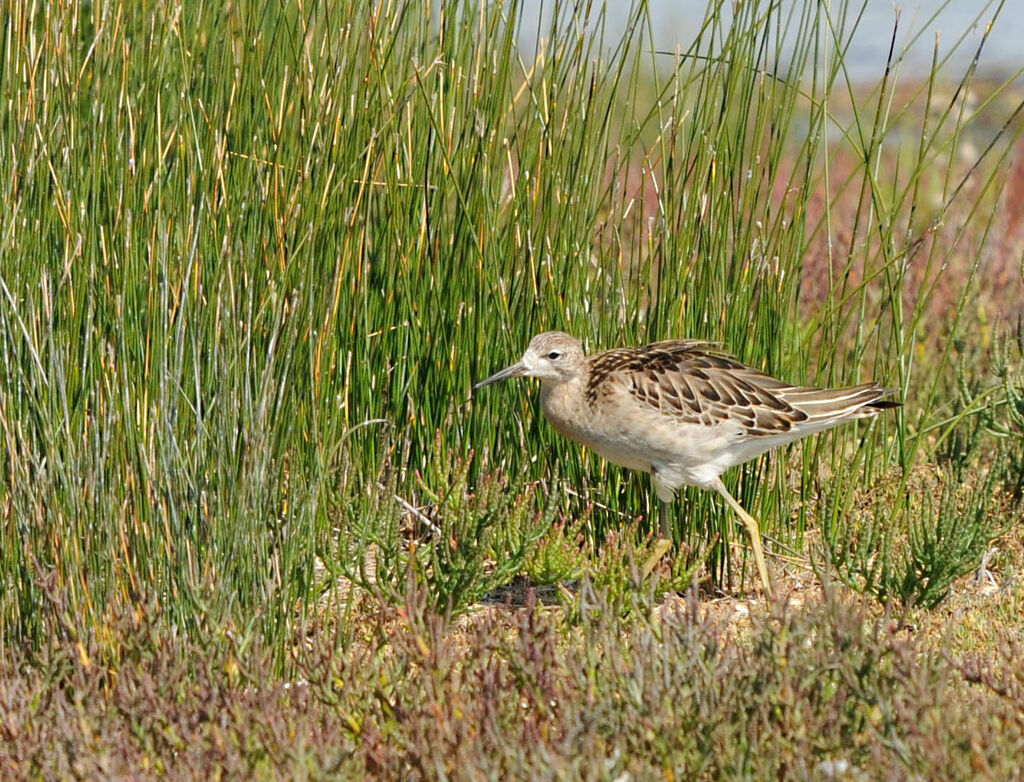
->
xmin=712 ymin=478 xmax=772 ymax=599
xmin=637 ymin=501 xmax=673 ymax=581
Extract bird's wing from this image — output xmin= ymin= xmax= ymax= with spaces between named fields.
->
xmin=587 ymin=341 xmax=809 ymax=436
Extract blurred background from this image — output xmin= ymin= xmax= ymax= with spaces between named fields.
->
xmin=519 ymin=0 xmax=1022 ymax=82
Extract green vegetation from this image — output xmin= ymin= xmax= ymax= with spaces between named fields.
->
xmin=1 ymin=0 xmax=1023 ymax=777
xmin=4 ymin=587 xmax=1024 ymax=779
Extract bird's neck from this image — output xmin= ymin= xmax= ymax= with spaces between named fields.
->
xmin=538 ymin=373 xmax=589 ymax=440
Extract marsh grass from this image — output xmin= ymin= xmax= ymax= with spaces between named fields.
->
xmin=0 ymin=0 xmax=1019 ymax=632
xmin=1 ymin=1 xmax=1024 ymax=770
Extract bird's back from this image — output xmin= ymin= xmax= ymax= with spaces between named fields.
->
xmin=563 ymin=340 xmax=898 ymax=484
xmin=587 ymin=340 xmax=895 ymax=432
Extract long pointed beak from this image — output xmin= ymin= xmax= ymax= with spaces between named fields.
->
xmin=473 ymin=361 xmax=527 ymax=389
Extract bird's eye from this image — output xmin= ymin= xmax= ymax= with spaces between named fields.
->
xmin=547 ymin=351 xmax=561 ymax=360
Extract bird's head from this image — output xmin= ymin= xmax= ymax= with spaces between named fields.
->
xmin=474 ymin=331 xmax=585 ymax=388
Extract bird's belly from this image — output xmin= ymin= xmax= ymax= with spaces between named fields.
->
xmin=546 ymin=404 xmax=742 ymax=488
xmin=585 ymin=437 xmax=656 ymax=473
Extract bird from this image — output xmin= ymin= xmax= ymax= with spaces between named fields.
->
xmin=474 ymin=331 xmax=900 ymax=596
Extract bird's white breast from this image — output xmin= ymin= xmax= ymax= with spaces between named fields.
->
xmin=539 ymin=378 xmax=745 ymax=490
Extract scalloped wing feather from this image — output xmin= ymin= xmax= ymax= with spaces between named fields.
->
xmin=586 ymin=341 xmax=894 ymax=438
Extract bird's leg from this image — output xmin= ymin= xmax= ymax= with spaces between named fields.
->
xmin=650 ymin=467 xmax=673 ymax=540
xmin=711 ymin=478 xmax=772 ymax=599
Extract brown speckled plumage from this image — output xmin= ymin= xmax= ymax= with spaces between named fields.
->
xmin=586 ymin=341 xmax=811 ymax=431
